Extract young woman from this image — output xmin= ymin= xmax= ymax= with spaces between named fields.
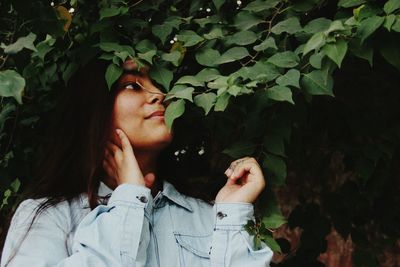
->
xmin=0 ymin=59 xmax=273 ymax=266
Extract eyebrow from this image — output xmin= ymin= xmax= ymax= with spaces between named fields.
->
xmin=122 ymin=69 xmax=144 ymax=77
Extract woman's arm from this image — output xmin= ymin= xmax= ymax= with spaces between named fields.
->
xmin=1 ymin=183 xmax=151 ymax=267
xmin=210 ymin=203 xmax=273 ymax=267
xmin=210 ymin=157 xmax=273 ymax=266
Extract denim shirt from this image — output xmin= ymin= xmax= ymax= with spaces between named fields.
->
xmin=1 ymin=180 xmax=273 ymax=267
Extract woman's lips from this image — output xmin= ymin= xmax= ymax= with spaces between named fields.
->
xmin=146 ymin=110 xmax=165 ymax=119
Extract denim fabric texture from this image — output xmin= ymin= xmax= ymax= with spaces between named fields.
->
xmin=1 ymin=180 xmax=273 ymax=266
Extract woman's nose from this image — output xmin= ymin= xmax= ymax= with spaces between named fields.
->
xmin=147 ymin=89 xmax=165 ymax=104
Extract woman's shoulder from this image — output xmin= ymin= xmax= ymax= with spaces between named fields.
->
xmin=10 ymin=194 xmax=89 ymax=232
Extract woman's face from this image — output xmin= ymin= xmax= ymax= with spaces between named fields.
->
xmin=111 ymin=67 xmax=173 ymax=152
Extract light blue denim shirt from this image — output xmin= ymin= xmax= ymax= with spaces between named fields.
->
xmin=1 ymin=180 xmax=273 ymax=266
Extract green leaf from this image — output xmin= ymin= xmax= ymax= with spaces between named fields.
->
xmin=99 ymin=42 xmax=125 ymax=52
xmin=266 ymin=86 xmax=294 ymax=104
xmin=105 ymin=64 xmax=122 ymax=90
xmin=227 ymin=84 xmax=242 ymax=96
xmin=0 ymin=70 xmax=25 ymax=104
xmin=324 ymin=20 xmax=345 ymax=35
xmin=32 ymin=35 xmax=55 ymax=61
xmin=176 ymin=76 xmax=203 ymax=87
xmin=177 ymin=30 xmax=204 ymax=47
xmin=149 ymin=66 xmax=173 ymax=92
xmin=267 ymin=51 xmax=299 ymax=68
xmin=309 ymin=52 xmax=324 ymax=69
xmin=243 ymin=0 xmax=280 ymax=12
xmin=253 ymin=37 xmax=277 ymax=52
xmin=114 ymin=51 xmax=131 ymax=62
xmin=263 ymin=133 xmax=285 ymax=156
xmin=166 ymin=86 xmax=194 ymax=102
xmin=262 ymin=153 xmax=287 ymax=185
xmin=303 ymin=18 xmax=332 ymax=34
xmin=204 ymin=27 xmax=224 ymax=40
xmin=384 ymin=0 xmax=400 ymax=14
xmin=99 ymin=7 xmax=121 ymax=20
xmin=194 ymin=92 xmax=217 ymax=115
xmin=264 ymin=235 xmax=282 ymax=253
xmin=213 ymin=0 xmax=225 ymax=10
xmin=235 ymin=61 xmax=281 ymax=82
xmin=225 ymin=31 xmax=258 ymax=46
xmin=0 ymin=102 xmax=16 ymax=133
xmin=234 ymin=11 xmax=263 ymax=30
xmin=135 ymin=39 xmax=157 ymax=53
xmin=195 ymin=68 xmax=220 ymax=82
xmin=321 ymin=39 xmax=348 ymax=67
xmin=138 ymin=50 xmax=157 ymax=64
xmin=214 ymin=92 xmax=231 ymax=111
xmin=262 ymin=213 xmax=286 ymax=229
xmin=195 ymin=48 xmax=221 ymax=67
xmin=194 ymin=16 xmax=219 ymax=27
xmin=276 ymin=69 xmax=300 ymax=88
xmin=152 ymin=24 xmax=173 ymax=44
xmin=1 ymin=33 xmax=37 ymax=54
xmin=392 ymin=17 xmax=400 ymax=32
xmin=222 ymin=141 xmax=257 ymax=158
xmin=207 ymin=76 xmax=228 ymax=89
xmin=10 ymin=178 xmax=21 ymax=192
xmin=215 ymin=47 xmax=250 ymax=65
xmin=384 ymin=15 xmax=397 ymax=31
xmin=161 ymin=51 xmax=181 ymax=66
xmin=380 ymin=36 xmax=400 ymax=72
xmin=303 ymin=32 xmax=326 ymax=56
xmin=301 ymin=70 xmax=334 ymax=96
xmin=338 ymin=0 xmax=366 ymax=8
xmin=271 ymin=17 xmax=302 ymax=35
xmin=350 ymin=38 xmax=373 ymax=66
xmin=357 ymin=16 xmax=385 ymax=44
xmin=165 ymin=99 xmax=185 ymax=130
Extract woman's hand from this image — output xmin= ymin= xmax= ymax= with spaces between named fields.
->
xmin=102 ymin=129 xmax=155 ymax=187
xmin=215 ymin=157 xmax=266 ymax=203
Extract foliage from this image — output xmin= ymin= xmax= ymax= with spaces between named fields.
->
xmin=1 ymin=0 xmax=400 ymax=265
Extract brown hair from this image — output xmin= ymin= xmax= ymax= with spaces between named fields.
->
xmin=0 ymin=58 xmax=130 ymax=264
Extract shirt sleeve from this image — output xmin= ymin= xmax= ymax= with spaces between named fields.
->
xmin=1 ymin=183 xmax=151 ymax=267
xmin=210 ymin=203 xmax=273 ymax=267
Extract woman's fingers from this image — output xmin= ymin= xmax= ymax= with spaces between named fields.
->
xmin=106 ymin=141 xmax=120 ymax=155
xmin=104 ymin=149 xmax=117 ymax=170
xmin=102 ymin=158 xmax=115 ymax=179
xmin=225 ymin=157 xmax=265 ymax=185
xmin=115 ymin=129 xmax=134 ymax=156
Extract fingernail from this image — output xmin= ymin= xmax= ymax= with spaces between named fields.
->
xmin=116 ymin=129 xmax=120 ymax=135
xmin=225 ymin=169 xmax=232 ymax=176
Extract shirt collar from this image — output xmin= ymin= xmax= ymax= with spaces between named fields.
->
xmin=97 ymin=180 xmax=193 ymax=212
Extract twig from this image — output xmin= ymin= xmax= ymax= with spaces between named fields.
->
xmin=129 ymin=0 xmax=144 ymax=8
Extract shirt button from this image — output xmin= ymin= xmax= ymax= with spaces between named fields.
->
xmin=216 ymin=211 xmax=227 ymax=220
xmin=136 ymin=195 xmax=148 ymax=203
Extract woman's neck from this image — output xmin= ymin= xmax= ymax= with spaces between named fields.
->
xmin=135 ymin=149 xmax=162 ymax=196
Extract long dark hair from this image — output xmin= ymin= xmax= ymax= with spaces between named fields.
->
xmin=29 ymin=59 xmax=118 ymax=209
xmin=0 ymin=58 xmax=131 ymax=264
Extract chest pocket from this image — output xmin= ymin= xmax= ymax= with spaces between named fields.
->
xmin=174 ymin=231 xmax=212 ymax=267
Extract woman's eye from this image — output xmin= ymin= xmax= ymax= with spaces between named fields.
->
xmin=124 ymin=82 xmax=141 ymax=90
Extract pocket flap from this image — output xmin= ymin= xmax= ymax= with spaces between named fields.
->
xmin=174 ymin=232 xmax=212 ymax=259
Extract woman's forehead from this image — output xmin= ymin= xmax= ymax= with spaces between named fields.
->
xmin=123 ymin=59 xmax=149 ymax=73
